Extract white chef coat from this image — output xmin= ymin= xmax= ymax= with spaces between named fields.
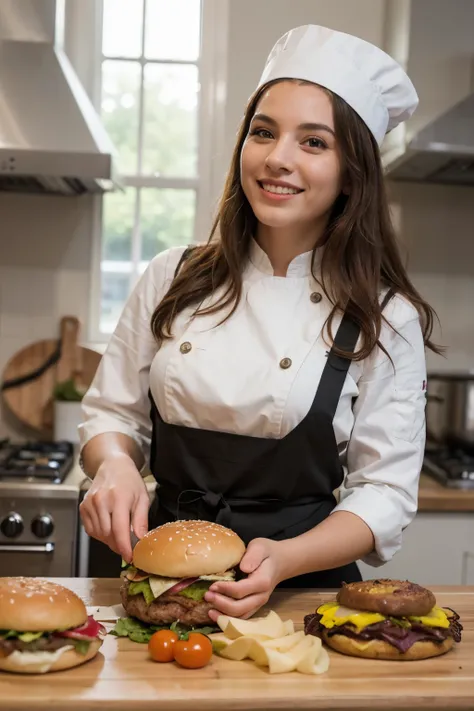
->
xmin=79 ymin=239 xmax=427 ymax=567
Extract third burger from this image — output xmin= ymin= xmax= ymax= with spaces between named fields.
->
xmin=304 ymin=578 xmax=463 ymax=661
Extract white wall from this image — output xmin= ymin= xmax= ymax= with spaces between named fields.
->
xmin=0 ymin=0 xmax=473 ymax=441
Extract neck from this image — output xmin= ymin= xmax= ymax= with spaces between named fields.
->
xmin=256 ymin=223 xmax=326 ymax=277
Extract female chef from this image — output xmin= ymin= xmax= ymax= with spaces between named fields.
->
xmin=79 ymin=25 xmax=439 ymax=620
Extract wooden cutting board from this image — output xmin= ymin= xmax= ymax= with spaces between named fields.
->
xmin=0 ymin=580 xmax=472 ymax=711
xmin=1 ymin=316 xmax=101 ymax=437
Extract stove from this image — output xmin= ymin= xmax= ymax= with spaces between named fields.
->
xmin=423 ymin=444 xmax=474 ymax=489
xmin=0 ymin=440 xmax=78 ymax=576
xmin=0 ymin=440 xmax=74 ymax=483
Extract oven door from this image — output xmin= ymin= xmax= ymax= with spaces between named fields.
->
xmin=0 ymin=542 xmax=60 ymax=577
xmin=0 ymin=487 xmax=78 ymax=577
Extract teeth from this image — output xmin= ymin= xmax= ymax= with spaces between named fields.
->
xmin=261 ymin=183 xmax=299 ymax=195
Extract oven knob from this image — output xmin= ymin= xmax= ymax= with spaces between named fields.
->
xmin=1 ymin=513 xmax=24 ymax=538
xmin=31 ymin=514 xmax=54 ymax=539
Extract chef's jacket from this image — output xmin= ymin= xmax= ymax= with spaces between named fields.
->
xmin=79 ymin=239 xmax=427 ymax=567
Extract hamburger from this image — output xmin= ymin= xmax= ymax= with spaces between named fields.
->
xmin=0 ymin=577 xmax=105 ymax=674
xmin=119 ymin=520 xmax=246 ymax=633
xmin=304 ymin=578 xmax=463 ymax=661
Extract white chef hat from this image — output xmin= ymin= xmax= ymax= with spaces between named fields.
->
xmin=256 ymin=25 xmax=418 ymax=145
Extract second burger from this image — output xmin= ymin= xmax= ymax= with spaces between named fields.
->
xmin=120 ymin=520 xmax=245 ymax=630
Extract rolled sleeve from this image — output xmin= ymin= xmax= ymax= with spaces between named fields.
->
xmin=79 ymin=246 xmax=186 ymax=460
xmin=332 ymin=301 xmax=427 ymax=566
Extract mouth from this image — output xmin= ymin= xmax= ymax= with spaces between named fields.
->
xmin=257 ymin=180 xmax=304 ymax=198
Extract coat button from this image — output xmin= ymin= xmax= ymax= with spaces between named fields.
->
xmin=279 ymin=357 xmax=292 ymax=370
xmin=180 ymin=341 xmax=192 ymax=354
xmin=310 ymin=291 xmax=322 ymax=303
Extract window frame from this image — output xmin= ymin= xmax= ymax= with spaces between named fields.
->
xmin=75 ymin=0 xmax=229 ymax=344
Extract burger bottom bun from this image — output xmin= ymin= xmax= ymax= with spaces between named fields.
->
xmin=0 ymin=638 xmax=103 ymax=674
xmin=322 ymin=630 xmax=454 ymax=661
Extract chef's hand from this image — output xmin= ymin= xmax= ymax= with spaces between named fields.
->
xmin=204 ymin=538 xmax=283 ymax=620
xmin=79 ymin=453 xmax=149 ymax=563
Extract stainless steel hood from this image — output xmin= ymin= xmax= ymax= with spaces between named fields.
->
xmin=0 ymin=0 xmax=120 ymax=196
xmin=383 ymin=93 xmax=474 ymax=186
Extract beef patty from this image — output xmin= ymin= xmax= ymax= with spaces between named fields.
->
xmin=120 ymin=579 xmax=213 ymax=626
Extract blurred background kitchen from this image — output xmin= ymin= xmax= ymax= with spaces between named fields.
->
xmin=0 ymin=0 xmax=473 ymax=584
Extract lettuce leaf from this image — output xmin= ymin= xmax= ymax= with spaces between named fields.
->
xmin=110 ymin=617 xmax=168 ymax=643
xmin=0 ymin=630 xmax=45 ymax=642
xmin=178 ymin=581 xmax=211 ymax=601
xmin=73 ymin=639 xmax=91 ymax=655
xmin=111 ymin=617 xmax=218 ymax=643
xmin=128 ymin=579 xmax=155 ymax=605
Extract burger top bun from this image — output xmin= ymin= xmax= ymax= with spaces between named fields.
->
xmin=0 ymin=638 xmax=103 ymax=675
xmin=0 ymin=578 xmax=87 ymax=632
xmin=337 ymin=579 xmax=436 ymax=617
xmin=133 ymin=520 xmax=246 ymax=577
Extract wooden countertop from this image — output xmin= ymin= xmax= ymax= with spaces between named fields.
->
xmin=1 ymin=578 xmax=473 ymax=711
xmin=418 ymin=473 xmax=474 ymax=512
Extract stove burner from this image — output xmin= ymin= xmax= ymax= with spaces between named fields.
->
xmin=423 ymin=444 xmax=474 ymax=489
xmin=0 ymin=441 xmax=74 ymax=483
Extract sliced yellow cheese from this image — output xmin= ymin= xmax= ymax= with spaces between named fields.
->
xmin=409 ymin=606 xmax=450 ymax=629
xmin=316 ymin=603 xmax=385 ymax=630
xmin=316 ymin=602 xmax=451 ymax=631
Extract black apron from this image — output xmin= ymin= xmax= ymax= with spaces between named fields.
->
xmin=147 ymin=307 xmax=364 ymax=588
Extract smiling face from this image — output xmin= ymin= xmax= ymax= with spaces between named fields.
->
xmin=240 ymin=81 xmax=344 ymax=249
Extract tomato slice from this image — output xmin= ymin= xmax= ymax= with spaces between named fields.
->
xmin=173 ymin=633 xmax=213 ymax=669
xmin=148 ymin=630 xmax=179 ymax=663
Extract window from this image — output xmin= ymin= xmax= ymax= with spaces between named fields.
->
xmin=90 ymin=0 xmax=227 ymax=339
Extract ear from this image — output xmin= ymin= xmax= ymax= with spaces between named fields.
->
xmin=341 ymin=182 xmax=350 ymax=196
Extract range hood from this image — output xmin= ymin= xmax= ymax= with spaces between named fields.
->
xmin=383 ymin=93 xmax=474 ymax=186
xmin=0 ymin=0 xmax=120 ymax=196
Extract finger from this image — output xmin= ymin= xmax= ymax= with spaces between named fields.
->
xmin=206 ymin=591 xmax=268 ymax=619
xmin=131 ymin=493 xmax=150 ymax=539
xmin=79 ymin=507 xmax=95 ymax=537
xmin=102 ymin=536 xmax=121 ymax=557
xmin=111 ymin=503 xmax=133 ymax=562
xmin=239 ymin=540 xmax=269 ymax=575
xmin=81 ymin=512 xmax=118 ymax=557
xmin=81 ymin=500 xmax=102 ymax=539
xmin=94 ymin=495 xmax=113 ymax=539
xmin=209 ymin=573 xmax=272 ymax=600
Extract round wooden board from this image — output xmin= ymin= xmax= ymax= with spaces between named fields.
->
xmin=1 ymin=323 xmax=101 ymax=436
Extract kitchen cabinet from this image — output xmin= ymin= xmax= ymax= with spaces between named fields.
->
xmin=358 ymin=512 xmax=474 ymax=585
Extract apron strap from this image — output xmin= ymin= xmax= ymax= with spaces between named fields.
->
xmin=311 ymin=287 xmax=396 ymax=418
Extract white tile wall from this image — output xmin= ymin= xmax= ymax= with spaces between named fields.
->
xmin=0 ymin=193 xmax=93 ymax=439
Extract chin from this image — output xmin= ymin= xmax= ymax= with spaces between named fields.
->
xmin=251 ymin=206 xmax=302 ymax=230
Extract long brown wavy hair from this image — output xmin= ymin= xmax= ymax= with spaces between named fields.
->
xmin=151 ymin=79 xmax=441 ymax=361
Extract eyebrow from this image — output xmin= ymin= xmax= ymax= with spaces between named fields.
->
xmin=252 ymin=113 xmax=336 ymax=137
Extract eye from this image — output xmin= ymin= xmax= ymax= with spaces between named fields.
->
xmin=304 ymin=137 xmax=328 ymax=149
xmin=250 ymin=128 xmax=274 ymax=139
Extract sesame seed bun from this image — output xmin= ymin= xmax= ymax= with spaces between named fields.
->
xmin=0 ymin=578 xmax=87 ymax=632
xmin=132 ymin=520 xmax=246 ymax=577
xmin=337 ymin=579 xmax=436 ymax=617
xmin=0 ymin=638 xmax=103 ymax=674
xmin=321 ymin=629 xmax=454 ymax=660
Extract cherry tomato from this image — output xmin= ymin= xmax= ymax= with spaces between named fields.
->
xmin=148 ymin=629 xmax=178 ymax=662
xmin=173 ymin=633 xmax=213 ymax=669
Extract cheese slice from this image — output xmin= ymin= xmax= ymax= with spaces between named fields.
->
xmin=199 ymin=570 xmax=235 ymax=582
xmin=316 ymin=602 xmax=451 ymax=631
xmin=317 ymin=603 xmax=385 ymax=630
xmin=409 ymin=606 xmax=450 ymax=629
xmin=148 ymin=576 xmax=182 ymax=599
xmin=7 ymin=645 xmax=74 ymax=673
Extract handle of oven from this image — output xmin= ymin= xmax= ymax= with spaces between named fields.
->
xmin=0 ymin=543 xmax=54 ymax=553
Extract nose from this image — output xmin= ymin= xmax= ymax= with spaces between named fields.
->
xmin=264 ymin=137 xmax=295 ymax=174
